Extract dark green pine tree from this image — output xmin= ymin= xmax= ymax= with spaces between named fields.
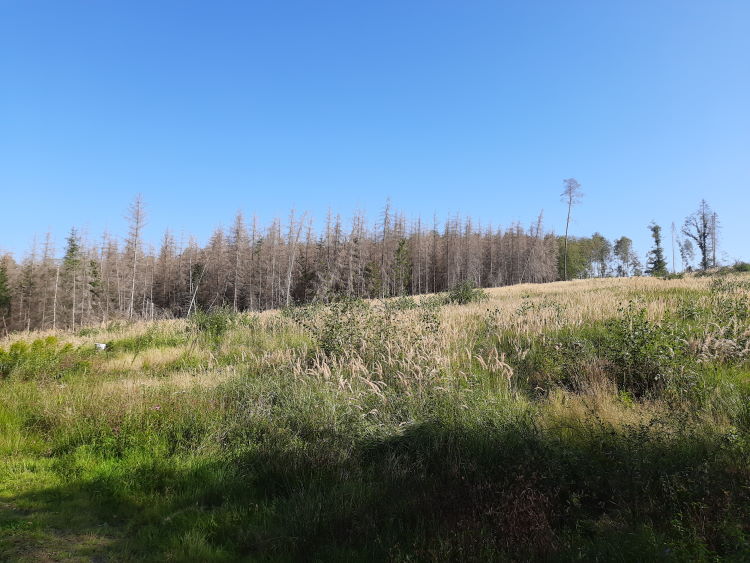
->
xmin=645 ymin=222 xmax=668 ymax=277
xmin=63 ymin=228 xmax=83 ymax=328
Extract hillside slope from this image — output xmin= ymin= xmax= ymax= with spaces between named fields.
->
xmin=2 ymin=274 xmax=750 ymax=561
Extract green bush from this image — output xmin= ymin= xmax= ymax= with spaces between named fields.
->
xmin=602 ymin=302 xmax=685 ymax=394
xmin=189 ymin=308 xmax=237 ymax=347
xmin=316 ymin=298 xmax=373 ymax=358
xmin=446 ymin=280 xmax=489 ymax=305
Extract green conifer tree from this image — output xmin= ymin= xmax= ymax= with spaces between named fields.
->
xmin=63 ymin=228 xmax=82 ymax=328
xmin=645 ymin=222 xmax=668 ymax=277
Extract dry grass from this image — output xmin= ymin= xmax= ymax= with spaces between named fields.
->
xmin=3 ymin=273 xmax=750 ymax=561
xmin=0 ymin=318 xmax=189 ymax=349
xmin=101 ymin=345 xmax=190 ymax=372
xmin=100 ymin=368 xmax=237 ymax=394
xmin=0 ymin=275 xmax=746 ymax=440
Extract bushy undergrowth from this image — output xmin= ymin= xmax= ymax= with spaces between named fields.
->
xmin=2 ymin=275 xmax=750 ymax=561
xmin=446 ymin=279 xmax=489 ymax=305
xmin=188 ymin=307 xmax=257 ymax=348
xmin=283 ymin=296 xmax=444 ymax=387
xmin=0 ymin=336 xmax=93 ymax=380
xmin=106 ymin=325 xmax=187 ymax=353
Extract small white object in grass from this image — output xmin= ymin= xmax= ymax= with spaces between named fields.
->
xmin=95 ymin=343 xmax=107 ymax=351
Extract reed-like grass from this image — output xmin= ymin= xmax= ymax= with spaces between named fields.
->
xmin=1 ymin=274 xmax=750 ymax=561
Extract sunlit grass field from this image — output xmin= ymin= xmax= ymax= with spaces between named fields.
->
xmin=2 ymin=274 xmax=750 ymax=561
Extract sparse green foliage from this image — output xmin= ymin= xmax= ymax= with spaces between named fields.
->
xmin=603 ymin=302 xmax=683 ymax=394
xmin=446 ymin=280 xmax=489 ymax=305
xmin=614 ymin=236 xmax=639 ymax=277
xmin=189 ymin=307 xmax=234 ymax=346
xmin=683 ymin=199 xmax=718 ymax=271
xmin=589 ymin=232 xmax=612 ymax=277
xmin=557 ymin=234 xmax=628 ymax=279
xmin=386 ymin=295 xmax=419 ymax=312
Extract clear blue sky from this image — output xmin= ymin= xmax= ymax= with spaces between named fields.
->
xmin=1 ymin=1 xmax=748 ymax=266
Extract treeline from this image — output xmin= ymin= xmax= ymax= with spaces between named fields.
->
xmin=558 ymin=234 xmax=642 ymax=279
xmin=560 ymin=199 xmax=722 ymax=279
xmin=0 ymin=196 xmax=724 ymax=334
xmin=0 ymin=199 xmax=564 ymax=332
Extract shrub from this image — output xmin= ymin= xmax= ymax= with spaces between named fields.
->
xmin=316 ymin=298 xmax=374 ymax=358
xmin=419 ymin=293 xmax=450 ymax=308
xmin=385 ymin=295 xmax=418 ymax=312
xmin=189 ymin=308 xmax=236 ymax=347
xmin=602 ymin=302 xmax=685 ymax=394
xmin=76 ymin=327 xmax=100 ymax=337
xmin=447 ymin=280 xmax=489 ymax=305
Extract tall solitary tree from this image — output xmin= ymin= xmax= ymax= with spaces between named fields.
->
xmin=560 ymin=178 xmax=583 ymax=281
xmin=125 ymin=194 xmax=146 ymax=318
xmin=613 ymin=236 xmax=635 ymax=277
xmin=62 ymin=228 xmax=82 ymax=328
xmin=682 ymin=200 xmax=716 ymax=271
xmin=645 ymin=222 xmax=668 ymax=277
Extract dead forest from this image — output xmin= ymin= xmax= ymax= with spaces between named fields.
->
xmin=0 ymin=199 xmax=559 ymax=332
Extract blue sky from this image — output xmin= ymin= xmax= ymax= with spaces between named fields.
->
xmin=1 ymin=1 xmax=748 ymax=266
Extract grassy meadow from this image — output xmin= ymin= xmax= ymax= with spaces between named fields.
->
xmin=2 ymin=274 xmax=750 ymax=561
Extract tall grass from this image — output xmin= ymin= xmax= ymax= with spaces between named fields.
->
xmin=1 ymin=274 xmax=750 ymax=561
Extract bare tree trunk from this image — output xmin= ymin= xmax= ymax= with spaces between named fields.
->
xmin=711 ymin=213 xmax=717 ymax=267
xmin=187 ymin=266 xmax=205 ymax=316
xmin=380 ymin=201 xmax=391 ymax=298
xmin=671 ymin=222 xmax=676 ymax=274
xmin=71 ymin=268 xmax=76 ymax=330
xmin=563 ymin=200 xmax=571 ymax=281
xmin=561 ymin=178 xmax=582 ymax=281
xmin=127 ymin=194 xmax=146 ymax=319
xmin=52 ymin=264 xmax=59 ymax=330
xmin=285 ymin=211 xmax=305 ymax=307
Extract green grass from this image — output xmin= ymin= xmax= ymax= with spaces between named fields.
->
xmin=2 ymin=275 xmax=750 ymax=561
